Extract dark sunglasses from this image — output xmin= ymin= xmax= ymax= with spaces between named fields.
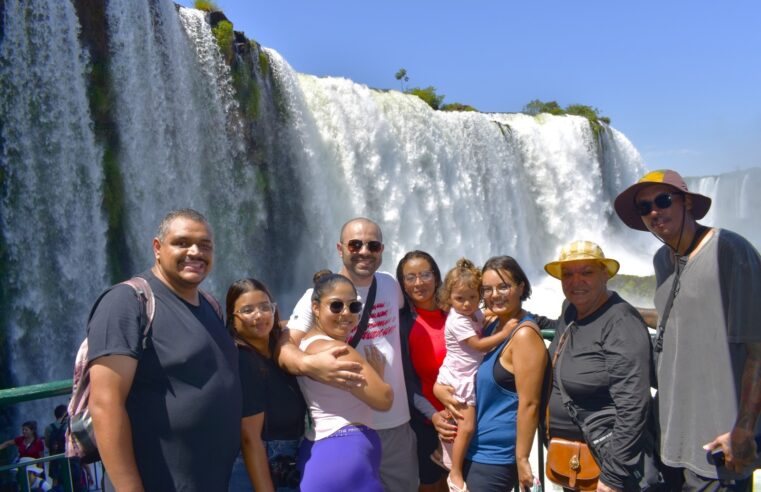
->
xmin=328 ymin=300 xmax=363 ymax=314
xmin=345 ymin=239 xmax=382 ymax=253
xmin=636 ymin=192 xmax=682 ymax=216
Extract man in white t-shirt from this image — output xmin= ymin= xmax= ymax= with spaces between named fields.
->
xmin=278 ymin=217 xmax=418 ymax=492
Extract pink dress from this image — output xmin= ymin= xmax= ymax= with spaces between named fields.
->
xmin=435 ymin=309 xmax=485 ymax=406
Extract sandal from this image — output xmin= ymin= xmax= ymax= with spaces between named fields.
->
xmin=447 ymin=474 xmax=468 ymax=492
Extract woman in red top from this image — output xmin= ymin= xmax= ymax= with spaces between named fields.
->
xmin=397 ymin=250 xmax=451 ymax=492
xmin=0 ymin=421 xmax=45 ymax=459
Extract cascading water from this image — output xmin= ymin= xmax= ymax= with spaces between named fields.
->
xmin=104 ymin=1 xmax=262 ymax=292
xmin=686 ymin=169 xmax=761 ymax=248
xmin=0 ymin=0 xmax=108 ymax=428
xmin=1 ymin=3 xmax=757 ymax=435
xmin=266 ymin=54 xmax=653 ymax=313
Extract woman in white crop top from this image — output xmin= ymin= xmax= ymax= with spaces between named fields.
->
xmin=295 ymin=272 xmax=393 ymax=492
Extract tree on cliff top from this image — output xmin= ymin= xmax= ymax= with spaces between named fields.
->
xmin=194 ymin=0 xmax=219 ymax=12
xmin=395 ymin=68 xmax=409 ymax=91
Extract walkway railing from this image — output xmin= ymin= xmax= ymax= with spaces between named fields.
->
xmin=2 ymin=331 xmax=558 ymax=491
xmin=0 ymin=379 xmax=98 ymax=492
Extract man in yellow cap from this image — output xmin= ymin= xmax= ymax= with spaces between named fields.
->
xmin=615 ymin=169 xmax=761 ymax=490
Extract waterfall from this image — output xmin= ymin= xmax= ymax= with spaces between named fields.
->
xmin=686 ymin=169 xmax=761 ymax=248
xmin=1 ymin=2 xmax=757 ymax=428
xmin=104 ymin=1 xmax=262 ymax=292
xmin=265 ymin=54 xmax=653 ymax=313
xmin=0 ymin=0 xmax=107 ymax=391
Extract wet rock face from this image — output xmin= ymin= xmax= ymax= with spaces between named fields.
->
xmin=73 ymin=0 xmax=109 ymax=61
xmin=209 ymin=10 xmax=229 ymax=26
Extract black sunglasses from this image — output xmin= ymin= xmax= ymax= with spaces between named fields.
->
xmin=636 ymin=192 xmax=682 ymax=216
xmin=345 ymin=239 xmax=382 ymax=253
xmin=328 ymin=300 xmax=363 ymax=314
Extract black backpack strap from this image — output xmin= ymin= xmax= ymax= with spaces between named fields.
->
xmin=199 ymin=289 xmax=223 ymax=321
xmin=349 ymin=276 xmax=377 ymax=348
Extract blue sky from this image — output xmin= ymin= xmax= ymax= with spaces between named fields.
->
xmin=179 ymin=1 xmax=761 ymax=177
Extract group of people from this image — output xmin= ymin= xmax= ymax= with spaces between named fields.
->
xmin=0 ymin=407 xmax=92 ymax=491
xmin=81 ymin=168 xmax=760 ymax=492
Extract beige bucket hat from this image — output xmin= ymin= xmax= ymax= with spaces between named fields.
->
xmin=544 ymin=240 xmax=620 ymax=279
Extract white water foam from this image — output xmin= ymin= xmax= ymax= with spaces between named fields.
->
xmin=105 ymin=2 xmax=261 ymax=292
xmin=0 ymin=0 xmax=108 ymax=384
xmin=687 ymin=169 xmax=761 ymax=248
xmin=265 ymin=56 xmax=656 ymax=315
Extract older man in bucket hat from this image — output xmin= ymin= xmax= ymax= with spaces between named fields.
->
xmin=543 ymin=240 xmax=653 ymax=492
xmin=615 ymin=169 xmax=761 ymax=491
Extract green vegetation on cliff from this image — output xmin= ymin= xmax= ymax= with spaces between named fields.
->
xmin=73 ymin=0 xmax=131 ymax=282
xmin=232 ymin=63 xmax=260 ymax=119
xmin=193 ymin=0 xmax=219 ymax=12
xmin=212 ymin=20 xmax=234 ymax=64
xmin=394 ymin=69 xmax=476 ymax=112
xmin=408 ymin=86 xmax=445 ymax=110
xmin=523 ymin=99 xmax=610 ymax=139
xmin=441 ymin=102 xmax=477 ymax=112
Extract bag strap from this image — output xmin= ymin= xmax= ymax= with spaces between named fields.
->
xmin=349 ymin=276 xmax=377 ymax=348
xmin=555 ymin=322 xmax=585 ymax=428
xmin=652 ymin=254 xmax=687 ymax=355
xmin=653 ymin=226 xmax=710 ymax=356
xmin=121 ymin=277 xmax=155 ymax=349
xmin=545 ymin=325 xmax=572 ymax=441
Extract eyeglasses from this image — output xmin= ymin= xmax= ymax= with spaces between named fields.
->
xmin=328 ymin=300 xmax=363 ymax=314
xmin=481 ymin=284 xmax=512 ymax=297
xmin=235 ymin=303 xmax=276 ymax=316
xmin=635 ymin=192 xmax=681 ymax=216
xmin=345 ymin=239 xmax=382 ymax=253
xmin=403 ymin=271 xmax=434 ymax=284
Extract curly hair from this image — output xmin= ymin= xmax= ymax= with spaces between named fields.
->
xmin=437 ymin=258 xmax=482 ymax=311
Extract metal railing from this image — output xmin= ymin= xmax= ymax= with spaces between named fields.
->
xmin=1 ymin=331 xmax=559 ymax=491
xmin=0 ymin=379 xmax=98 ymax=492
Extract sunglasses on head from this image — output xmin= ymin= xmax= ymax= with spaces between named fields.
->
xmin=345 ymin=239 xmax=382 ymax=253
xmin=328 ymin=300 xmax=363 ymax=314
xmin=636 ymin=192 xmax=682 ymax=216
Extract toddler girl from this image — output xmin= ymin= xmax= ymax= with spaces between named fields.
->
xmin=436 ymin=258 xmax=515 ymax=492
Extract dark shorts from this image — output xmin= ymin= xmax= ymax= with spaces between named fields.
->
xmin=660 ymin=463 xmax=752 ymax=492
xmin=463 ymin=460 xmax=517 ymax=492
xmin=410 ymin=417 xmax=447 ymax=485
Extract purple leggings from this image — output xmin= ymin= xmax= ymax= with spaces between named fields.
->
xmin=297 ymin=424 xmax=383 ymax=492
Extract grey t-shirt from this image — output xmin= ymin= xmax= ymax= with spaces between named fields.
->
xmin=654 ymin=229 xmax=761 ymax=478
xmin=87 ymin=271 xmax=241 ymax=491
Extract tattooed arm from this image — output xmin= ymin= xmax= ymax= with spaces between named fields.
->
xmin=704 ymin=341 xmax=761 ymax=472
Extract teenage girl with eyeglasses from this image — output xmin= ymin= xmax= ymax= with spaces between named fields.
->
xmin=295 ymin=271 xmax=393 ymax=492
xmin=226 ymin=278 xmax=307 ymax=492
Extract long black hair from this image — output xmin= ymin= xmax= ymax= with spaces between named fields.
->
xmin=225 ymin=278 xmax=281 ymax=355
xmin=395 ymin=250 xmax=443 ymax=311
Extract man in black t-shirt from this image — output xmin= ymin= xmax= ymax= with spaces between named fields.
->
xmin=87 ymin=209 xmax=241 ymax=491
